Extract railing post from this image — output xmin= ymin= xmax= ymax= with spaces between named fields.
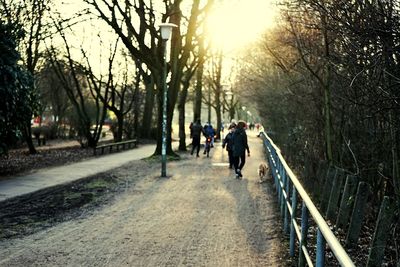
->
xmin=270 ymin=155 xmax=277 ymax=188
xmin=299 ymin=202 xmax=309 ymax=267
xmin=276 ymin=160 xmax=282 ymax=202
xmin=316 ymin=228 xmax=326 ymax=267
xmin=290 ymin=186 xmax=297 ymax=257
xmin=284 ymin=170 xmax=290 ymax=234
xmin=280 ymin=166 xmax=286 ymax=219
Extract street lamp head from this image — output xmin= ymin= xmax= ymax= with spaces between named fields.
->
xmin=159 ymin=23 xmax=178 ymax=40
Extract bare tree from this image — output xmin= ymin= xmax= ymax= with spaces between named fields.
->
xmin=86 ymin=0 xmax=214 ymax=156
xmin=83 ymin=42 xmax=137 ymax=142
xmin=36 ymin=59 xmax=71 ymax=137
xmin=202 ymin=50 xmax=223 ymax=139
xmin=47 ymin=24 xmax=107 ymax=148
xmin=1 ymin=0 xmax=52 ymax=154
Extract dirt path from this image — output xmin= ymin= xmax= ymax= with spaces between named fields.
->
xmin=0 ymin=133 xmax=286 ymax=266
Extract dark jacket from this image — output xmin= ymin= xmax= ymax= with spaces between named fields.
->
xmin=204 ymin=125 xmax=215 ymax=137
xmin=222 ymin=132 xmax=234 ymax=151
xmin=232 ymin=128 xmax=249 ymax=157
xmin=191 ymin=122 xmax=203 ymax=138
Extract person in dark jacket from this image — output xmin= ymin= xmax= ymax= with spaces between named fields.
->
xmin=222 ymin=123 xmax=236 ymax=168
xmin=203 ymin=123 xmax=215 ymax=154
xmin=190 ymin=119 xmax=204 ymax=157
xmin=232 ymin=121 xmax=250 ymax=178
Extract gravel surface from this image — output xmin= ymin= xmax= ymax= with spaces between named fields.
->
xmin=0 ymin=135 xmax=289 ymax=266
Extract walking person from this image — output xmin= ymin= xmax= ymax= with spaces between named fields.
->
xmin=190 ymin=119 xmax=204 ymax=157
xmin=203 ymin=123 xmax=215 ymax=154
xmin=208 ymin=124 xmax=215 ymax=147
xmin=232 ymin=121 xmax=250 ymax=178
xmin=222 ymin=123 xmax=236 ymax=169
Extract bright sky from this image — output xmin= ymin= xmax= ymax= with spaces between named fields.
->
xmin=205 ymin=0 xmax=277 ymax=53
xmin=52 ymin=0 xmax=278 ymax=77
xmin=57 ymin=0 xmax=278 ymax=52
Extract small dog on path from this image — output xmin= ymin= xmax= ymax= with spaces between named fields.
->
xmin=258 ymin=163 xmax=269 ymax=183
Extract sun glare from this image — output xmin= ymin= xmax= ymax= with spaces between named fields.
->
xmin=206 ymin=0 xmax=277 ymax=52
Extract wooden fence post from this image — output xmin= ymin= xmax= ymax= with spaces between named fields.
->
xmin=346 ymin=182 xmax=370 ymax=246
xmin=315 ymin=161 xmax=328 ymax=199
xmin=366 ymin=196 xmax=394 ymax=267
xmin=336 ymin=175 xmax=359 ymax=229
xmin=320 ymin=166 xmax=336 ymax=212
xmin=326 ymin=169 xmax=345 ymax=221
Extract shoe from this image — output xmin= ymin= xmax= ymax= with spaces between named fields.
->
xmin=237 ymin=169 xmax=243 ymax=178
xmin=191 ymin=151 xmax=193 ymax=155
xmin=235 ymin=173 xmax=240 ymax=179
xmin=196 ymin=154 xmax=199 ymax=157
xmin=203 ymin=151 xmax=206 ymax=154
xmin=211 ymin=144 xmax=214 ymax=148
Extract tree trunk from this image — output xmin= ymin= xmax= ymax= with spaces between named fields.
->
xmin=214 ymin=51 xmax=223 ymax=140
xmin=194 ymin=34 xmax=205 ymax=122
xmin=87 ymin=134 xmax=97 ymax=148
xmin=154 ymin=0 xmax=204 ymax=157
xmin=323 ymin=82 xmax=333 ymax=163
xmin=152 ymin=2 xmax=182 ymax=156
xmin=154 ymin=90 xmax=176 ymax=156
xmin=389 ymin=112 xmax=400 ymax=199
xmin=116 ymin=113 xmax=124 ymax=142
xmin=24 ymin=122 xmax=37 ymax=154
xmin=178 ymin=82 xmax=189 ymax=151
xmin=133 ymin=86 xmax=140 ymax=140
xmin=141 ymin=78 xmax=155 ymax=138
xmin=207 ymin=87 xmax=211 ymax=123
xmin=216 ymin=104 xmax=222 ymax=140
xmin=194 ymin=66 xmax=203 ymax=122
xmin=229 ymin=104 xmax=235 ymax=121
xmin=322 ymin=13 xmax=333 ymax=163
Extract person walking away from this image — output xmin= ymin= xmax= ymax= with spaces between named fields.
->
xmin=190 ymin=119 xmax=203 ymax=157
xmin=222 ymin=123 xmax=236 ymax=168
xmin=203 ymin=123 xmax=215 ymax=154
xmin=232 ymin=121 xmax=250 ymax=178
xmin=257 ymin=124 xmax=265 ymax=137
xmin=207 ymin=124 xmax=216 ymax=147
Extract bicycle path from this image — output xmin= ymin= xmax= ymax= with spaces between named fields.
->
xmin=0 ymin=144 xmax=157 ymax=202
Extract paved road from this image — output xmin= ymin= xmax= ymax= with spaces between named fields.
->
xmin=0 ymin=144 xmax=156 ymax=202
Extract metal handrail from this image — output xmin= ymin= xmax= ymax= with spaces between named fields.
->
xmin=261 ymin=132 xmax=355 ymax=267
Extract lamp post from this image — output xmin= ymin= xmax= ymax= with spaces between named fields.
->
xmin=159 ymin=23 xmax=177 ymax=178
